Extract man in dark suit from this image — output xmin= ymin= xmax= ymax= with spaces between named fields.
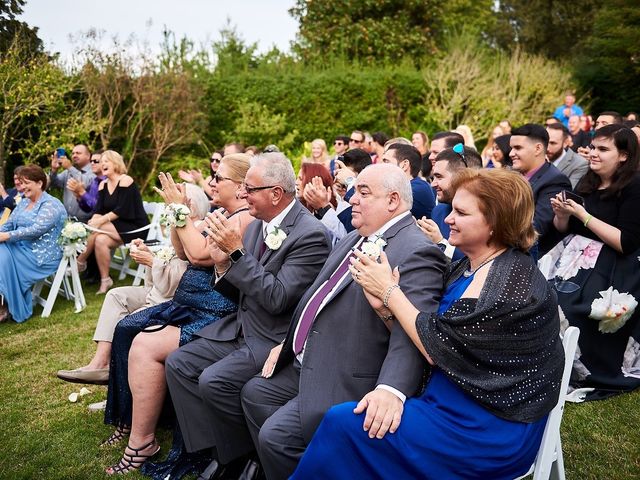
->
xmin=165 ymin=153 xmax=332 ymax=476
xmin=336 ymin=148 xmax=372 ymax=232
xmin=510 ymin=124 xmax=571 ymax=256
xmin=240 ymin=163 xmax=447 ymax=479
xmin=547 ymin=123 xmax=589 ymax=188
xmin=381 ymin=143 xmax=436 ymax=220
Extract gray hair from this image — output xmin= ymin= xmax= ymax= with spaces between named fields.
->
xmin=250 ymin=152 xmax=296 ymax=195
xmin=364 ymin=163 xmax=413 ymax=206
xmin=185 ymin=183 xmax=210 ymax=220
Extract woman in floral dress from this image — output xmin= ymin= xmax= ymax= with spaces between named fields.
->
xmin=539 ymin=124 xmax=640 ymax=399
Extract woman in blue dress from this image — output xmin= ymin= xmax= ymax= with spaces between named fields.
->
xmin=102 ymin=154 xmax=255 ymax=475
xmin=294 ymin=168 xmax=565 ymax=479
xmin=0 ymin=165 xmax=66 ymax=323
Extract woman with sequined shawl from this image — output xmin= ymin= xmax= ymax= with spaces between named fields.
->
xmin=292 ymin=168 xmax=565 ymax=480
xmin=0 ymin=165 xmax=66 ymax=323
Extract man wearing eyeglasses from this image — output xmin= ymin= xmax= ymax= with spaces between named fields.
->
xmin=329 ymin=135 xmax=350 ymax=176
xmin=49 ymin=143 xmax=96 ymax=222
xmin=166 ymin=152 xmax=332 ymax=479
xmin=348 ymin=130 xmax=365 ymax=150
xmin=67 ymin=151 xmax=105 ymax=215
xmin=382 ymin=143 xmax=435 ymax=221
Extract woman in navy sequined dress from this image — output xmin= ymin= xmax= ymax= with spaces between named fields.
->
xmin=103 ymin=154 xmax=254 ymax=475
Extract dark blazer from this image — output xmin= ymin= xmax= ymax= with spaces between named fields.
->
xmin=200 ymin=200 xmax=332 ymax=360
xmin=554 ymin=148 xmax=589 ymax=189
xmin=529 ymin=162 xmax=571 ymax=255
xmin=275 ymin=213 xmax=446 ymax=443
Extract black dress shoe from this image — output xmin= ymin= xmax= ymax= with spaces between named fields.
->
xmin=197 ymin=459 xmax=223 ymax=480
xmin=238 ymin=459 xmax=265 ymax=480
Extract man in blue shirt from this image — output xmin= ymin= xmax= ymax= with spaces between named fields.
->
xmin=418 ymin=145 xmax=482 ymax=261
xmin=553 ymin=92 xmax=583 ymax=128
xmin=382 ymin=143 xmax=435 ymax=220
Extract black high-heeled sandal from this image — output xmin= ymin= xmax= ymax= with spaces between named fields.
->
xmin=106 ymin=439 xmax=160 ymax=475
xmin=100 ymin=425 xmax=131 ymax=447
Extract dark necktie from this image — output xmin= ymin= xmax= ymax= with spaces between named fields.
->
xmin=293 ymin=238 xmax=363 ymax=354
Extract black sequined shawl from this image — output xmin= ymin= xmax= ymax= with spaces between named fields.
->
xmin=416 ymin=248 xmax=564 ymax=423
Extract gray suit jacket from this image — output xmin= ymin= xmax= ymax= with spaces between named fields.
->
xmin=198 ymin=200 xmax=332 ymax=361
xmin=275 ymin=213 xmax=446 ymax=442
xmin=554 ymin=148 xmax=589 ymax=189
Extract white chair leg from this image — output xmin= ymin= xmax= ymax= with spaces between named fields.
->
xmin=550 ymin=437 xmax=565 ymax=480
xmin=41 ymin=259 xmax=68 ymax=318
xmin=69 ymin=257 xmax=86 ymax=313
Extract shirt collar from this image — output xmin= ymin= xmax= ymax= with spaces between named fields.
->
xmin=552 ymin=149 xmax=567 ymax=167
xmin=262 ymin=198 xmax=296 ymax=238
xmin=366 ymin=210 xmax=411 ymax=241
xmin=524 ymin=163 xmax=545 ymax=181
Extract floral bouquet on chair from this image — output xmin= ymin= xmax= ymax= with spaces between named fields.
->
xmin=58 ymin=221 xmax=89 ymax=258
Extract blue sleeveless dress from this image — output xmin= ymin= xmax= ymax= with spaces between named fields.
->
xmin=291 ymin=274 xmax=547 ymax=480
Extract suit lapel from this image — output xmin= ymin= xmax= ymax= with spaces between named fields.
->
xmin=329 ymin=213 xmax=413 ymax=300
xmin=259 ymin=201 xmax=302 ymax=265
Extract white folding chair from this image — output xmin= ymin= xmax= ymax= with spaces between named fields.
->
xmin=514 ymin=326 xmax=580 ymax=480
xmin=32 ymin=255 xmax=86 ymax=318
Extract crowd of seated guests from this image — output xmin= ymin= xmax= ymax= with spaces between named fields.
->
xmin=0 ymin=95 xmax=638 ymax=479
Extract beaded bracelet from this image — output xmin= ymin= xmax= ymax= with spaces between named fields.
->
xmin=383 ymin=284 xmax=400 ymax=308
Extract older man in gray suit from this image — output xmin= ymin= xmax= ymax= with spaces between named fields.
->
xmin=237 ymin=163 xmax=446 ymax=479
xmin=165 ymin=153 xmax=332 ymax=475
xmin=547 ymin=123 xmax=589 ymax=188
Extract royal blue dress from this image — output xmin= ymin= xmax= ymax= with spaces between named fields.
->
xmin=0 ymin=192 xmax=66 ymax=322
xmin=105 ymin=265 xmax=236 ymax=429
xmin=291 ymin=275 xmax=547 ymax=480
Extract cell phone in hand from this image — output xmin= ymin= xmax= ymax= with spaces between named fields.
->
xmin=561 ymin=190 xmax=584 ymax=206
xmin=56 ymin=147 xmax=67 ymax=158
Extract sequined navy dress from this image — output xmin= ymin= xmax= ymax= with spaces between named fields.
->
xmin=105 ymin=265 xmax=236 ymax=428
xmin=292 ymin=274 xmax=547 ymax=480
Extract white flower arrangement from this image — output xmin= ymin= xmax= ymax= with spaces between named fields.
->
xmin=361 ymin=235 xmax=387 ymax=259
xmin=589 ymin=287 xmax=638 ymax=333
xmin=265 ymin=226 xmax=287 ymax=250
xmin=160 ymin=203 xmax=190 ymax=228
xmin=154 ymin=246 xmax=176 ymax=263
xmin=13 ymin=193 xmax=22 ymax=206
xmin=58 ymin=221 xmax=89 ymax=258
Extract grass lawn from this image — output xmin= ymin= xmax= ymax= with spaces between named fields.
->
xmin=1 ymin=276 xmax=639 ymax=479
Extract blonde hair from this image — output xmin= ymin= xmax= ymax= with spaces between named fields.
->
xmin=454 ymin=125 xmax=476 ymax=150
xmin=450 ymin=169 xmax=537 ymax=252
xmin=310 ymin=139 xmax=328 ymax=163
xmin=101 ymin=150 xmax=127 ymax=174
xmin=221 ymin=153 xmax=251 ymax=183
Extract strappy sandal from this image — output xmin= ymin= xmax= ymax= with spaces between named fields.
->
xmin=100 ymin=425 xmax=131 ymax=447
xmin=105 ymin=439 xmax=160 ymax=475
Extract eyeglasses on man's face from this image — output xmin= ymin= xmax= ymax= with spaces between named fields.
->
xmin=241 ymin=183 xmax=279 ymax=194
xmin=349 ymin=138 xmax=363 ymax=144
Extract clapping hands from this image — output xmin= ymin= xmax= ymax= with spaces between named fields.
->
xmin=154 ymin=172 xmax=187 ymax=205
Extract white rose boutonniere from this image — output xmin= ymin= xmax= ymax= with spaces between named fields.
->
xmin=589 ymin=287 xmax=638 ymax=333
xmin=361 ymin=235 xmax=387 ymax=259
xmin=160 ymin=203 xmax=190 ymax=228
xmin=14 ymin=194 xmax=22 ymax=206
xmin=265 ymin=226 xmax=287 ymax=251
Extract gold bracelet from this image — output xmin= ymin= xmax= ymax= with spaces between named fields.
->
xmin=583 ymin=214 xmax=593 ymax=227
xmin=383 ymin=284 xmax=400 ymax=308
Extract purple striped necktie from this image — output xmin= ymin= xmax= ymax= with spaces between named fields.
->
xmin=293 ymin=237 xmax=363 ymax=354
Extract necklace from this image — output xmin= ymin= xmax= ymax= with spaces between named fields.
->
xmin=463 ymin=249 xmax=505 ymax=277
xmin=226 ymin=206 xmax=249 ymax=219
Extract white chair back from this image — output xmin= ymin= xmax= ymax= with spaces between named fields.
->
xmin=514 ymin=326 xmax=580 ymax=480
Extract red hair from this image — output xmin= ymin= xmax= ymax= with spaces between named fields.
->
xmin=299 ymin=163 xmax=337 ymax=210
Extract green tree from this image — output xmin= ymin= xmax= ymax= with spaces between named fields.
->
xmin=574 ymin=0 xmax=640 ymax=113
xmin=0 ymin=35 xmax=81 ymax=183
xmin=0 ymin=0 xmax=44 ymax=57
xmin=289 ymin=0 xmax=442 ymax=64
xmin=490 ymin=0 xmax=602 ymax=59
